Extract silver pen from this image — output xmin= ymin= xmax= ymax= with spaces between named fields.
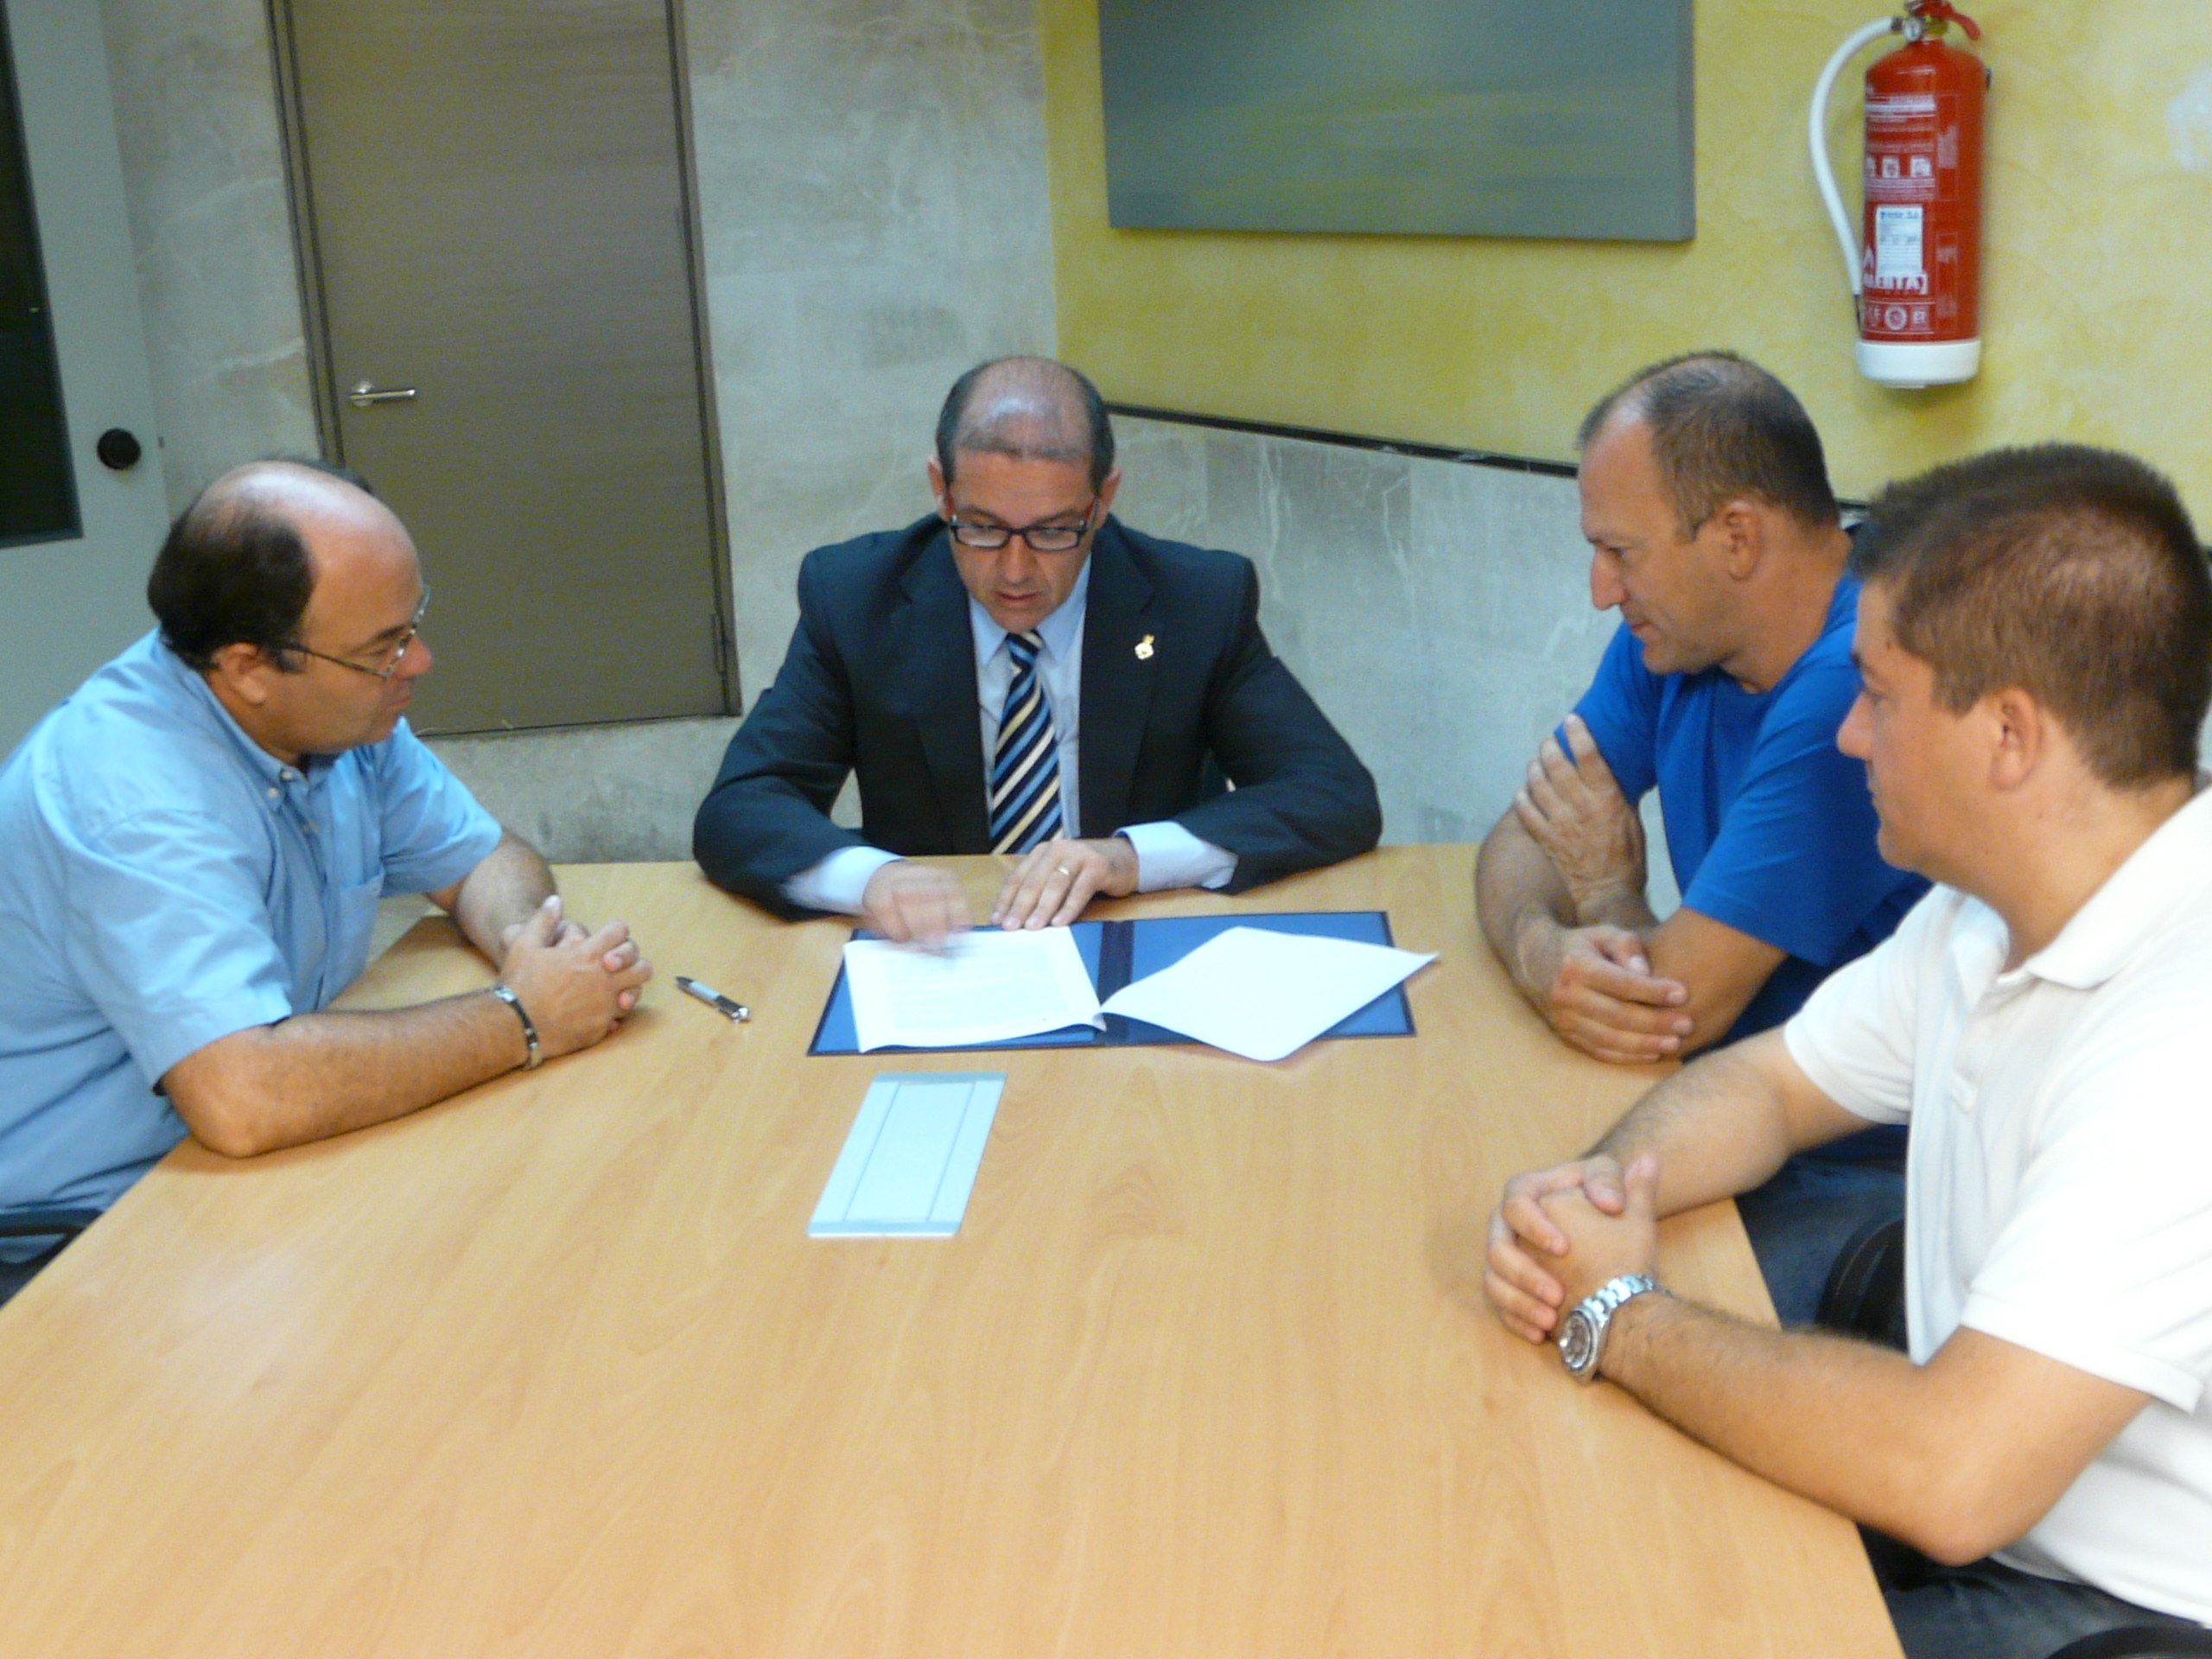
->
xmin=676 ymin=976 xmax=750 ymax=1022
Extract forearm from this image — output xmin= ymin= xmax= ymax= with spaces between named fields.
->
xmin=1589 ymin=1036 xmax=1811 ymax=1214
xmin=1476 ymin=815 xmax=1580 ymax=990
xmin=694 ymin=630 xmax=863 ymax=905
xmin=693 ymin=773 xmax=863 ymax=914
xmin=436 ymin=831 xmax=556 ymax=959
xmin=1175 ymin=748 xmax=1382 ymax=890
xmin=168 ymin=993 xmax=528 ymax=1158
xmin=1579 ymin=887 xmax=1660 ymax=933
xmin=1600 ymin=1293 xmax=1965 ymax=1555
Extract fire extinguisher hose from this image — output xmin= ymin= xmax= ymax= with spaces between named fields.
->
xmin=1808 ymin=17 xmax=1902 ymax=301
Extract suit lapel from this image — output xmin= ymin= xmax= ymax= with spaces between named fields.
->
xmin=1078 ymin=521 xmax=1157 ymax=838
xmin=896 ymin=531 xmax=991 ymax=851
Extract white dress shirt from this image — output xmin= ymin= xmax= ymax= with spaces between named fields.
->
xmin=782 ymin=560 xmax=1235 ymax=914
xmin=1785 ymin=787 xmax=2212 ymax=1624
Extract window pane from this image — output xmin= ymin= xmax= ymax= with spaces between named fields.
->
xmin=0 ymin=2 xmax=79 ymax=546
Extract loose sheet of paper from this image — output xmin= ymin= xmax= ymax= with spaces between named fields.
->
xmin=1099 ymin=925 xmax=1433 ymax=1063
xmin=810 ymin=1073 xmax=1005 ymax=1237
xmin=842 ymin=927 xmax=1103 ymax=1052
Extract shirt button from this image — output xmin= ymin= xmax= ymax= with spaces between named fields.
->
xmin=266 ymin=786 xmax=280 ymax=800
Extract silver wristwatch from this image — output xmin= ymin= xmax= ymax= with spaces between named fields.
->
xmin=1558 ymin=1273 xmax=1663 ymax=1382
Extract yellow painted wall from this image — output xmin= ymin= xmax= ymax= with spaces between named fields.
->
xmin=1042 ymin=0 xmax=2212 ymax=508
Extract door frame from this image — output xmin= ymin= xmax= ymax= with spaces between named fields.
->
xmin=261 ymin=0 xmax=741 ymax=715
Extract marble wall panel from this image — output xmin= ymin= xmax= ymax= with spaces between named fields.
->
xmin=688 ymin=0 xmax=1054 ymax=274
xmin=98 ymin=0 xmax=316 ymax=510
xmin=425 ymin=715 xmax=741 ymax=866
xmin=1109 ymin=415 xmax=1678 ymax=907
xmin=702 ymin=256 xmax=1048 ymax=685
xmin=685 ymin=0 xmax=1057 ymax=705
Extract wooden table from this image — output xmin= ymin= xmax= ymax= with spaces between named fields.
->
xmin=0 ymin=848 xmax=1899 ymax=1657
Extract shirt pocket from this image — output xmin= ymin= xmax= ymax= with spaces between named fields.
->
xmin=325 ymin=872 xmax=391 ymax=1003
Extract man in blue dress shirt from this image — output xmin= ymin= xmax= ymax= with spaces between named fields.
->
xmin=0 ymin=460 xmax=652 ymax=1300
xmin=1476 ymin=353 xmax=1927 ymax=1325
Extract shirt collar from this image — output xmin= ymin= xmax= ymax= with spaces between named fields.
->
xmin=151 ymin=636 xmax=330 ymax=792
xmin=1827 ymin=570 xmax=1861 ymax=634
xmin=969 ymin=555 xmax=1092 ymax=677
xmin=2013 ymin=785 xmax=2212 ymax=991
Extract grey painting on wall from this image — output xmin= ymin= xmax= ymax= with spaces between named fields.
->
xmin=1097 ymin=0 xmax=1693 ymax=243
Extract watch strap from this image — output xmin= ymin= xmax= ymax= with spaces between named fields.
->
xmin=1561 ymin=1273 xmax=1663 ymax=1381
xmin=487 ymin=982 xmax=543 ymax=1070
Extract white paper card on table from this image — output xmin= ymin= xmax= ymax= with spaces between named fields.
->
xmin=810 ymin=1073 xmax=1006 ymax=1237
xmin=841 ymin=926 xmax=1103 ymax=1052
xmin=1099 ymin=925 xmax=1433 ymax=1063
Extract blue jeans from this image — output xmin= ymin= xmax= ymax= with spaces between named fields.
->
xmin=1866 ymin=1529 xmax=2208 ymax=1658
xmin=1733 ymin=1128 xmax=1906 ymax=1329
xmin=0 ymin=1232 xmax=75 ymax=1307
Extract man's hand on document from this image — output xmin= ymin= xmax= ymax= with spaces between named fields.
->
xmin=993 ymin=836 xmax=1140 ymax=931
xmin=861 ymin=861 xmax=972 ymax=951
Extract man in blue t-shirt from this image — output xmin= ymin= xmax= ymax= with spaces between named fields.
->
xmin=1476 ymin=353 xmax=1927 ymax=1325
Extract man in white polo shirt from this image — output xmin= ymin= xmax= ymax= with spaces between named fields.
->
xmin=1482 ymin=443 xmax=2212 ymax=1657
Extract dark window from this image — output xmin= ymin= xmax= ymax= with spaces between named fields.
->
xmin=0 ymin=1 xmax=78 ymax=546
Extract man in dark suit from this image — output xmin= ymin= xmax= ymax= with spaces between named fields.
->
xmin=694 ymin=357 xmax=1381 ymax=945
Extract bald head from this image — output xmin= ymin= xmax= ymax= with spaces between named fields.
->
xmin=1578 ymin=351 xmax=1838 ymax=538
xmin=203 ymin=458 xmax=384 ymax=530
xmin=148 ymin=457 xmax=390 ymax=671
xmin=934 ymin=357 xmax=1116 ymax=491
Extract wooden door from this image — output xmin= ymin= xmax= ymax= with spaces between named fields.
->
xmin=277 ymin=0 xmax=734 ymax=733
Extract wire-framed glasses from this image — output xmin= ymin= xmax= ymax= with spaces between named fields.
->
xmin=280 ymin=588 xmax=430 ymax=680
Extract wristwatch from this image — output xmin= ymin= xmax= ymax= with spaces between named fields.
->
xmin=1558 ymin=1273 xmax=1664 ymax=1382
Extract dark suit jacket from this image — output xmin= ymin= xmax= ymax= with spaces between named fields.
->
xmin=694 ymin=515 xmax=1382 ymax=917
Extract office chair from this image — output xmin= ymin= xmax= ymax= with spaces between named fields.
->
xmin=1816 ymin=1215 xmax=1908 ymax=1351
xmin=0 ymin=1208 xmax=99 ymax=1306
xmin=2047 ymin=1629 xmax=2212 ymax=1658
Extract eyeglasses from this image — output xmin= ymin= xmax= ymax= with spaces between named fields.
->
xmin=944 ymin=499 xmax=1099 ymax=554
xmin=280 ymin=588 xmax=430 ymax=681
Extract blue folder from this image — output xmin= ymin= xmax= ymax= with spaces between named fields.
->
xmin=808 ymin=909 xmax=1417 ymax=1057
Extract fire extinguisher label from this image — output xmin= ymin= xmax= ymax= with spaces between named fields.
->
xmin=1874 ymin=205 xmax=1926 ymax=289
xmin=1857 ymin=52 xmax=1980 ymax=346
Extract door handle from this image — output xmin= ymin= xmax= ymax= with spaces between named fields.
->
xmin=348 ymin=381 xmax=418 ymax=407
xmin=96 ymin=428 xmax=144 ymax=470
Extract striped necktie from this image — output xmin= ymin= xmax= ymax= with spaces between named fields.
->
xmin=989 ymin=631 xmax=1063 ymax=854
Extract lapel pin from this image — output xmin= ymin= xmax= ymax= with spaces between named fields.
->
xmin=1135 ymin=633 xmax=1155 ymax=660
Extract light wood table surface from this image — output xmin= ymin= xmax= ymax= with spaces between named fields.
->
xmin=0 ymin=846 xmax=1899 ymax=1657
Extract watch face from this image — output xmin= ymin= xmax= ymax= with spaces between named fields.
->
xmin=1560 ymin=1307 xmax=1599 ymax=1376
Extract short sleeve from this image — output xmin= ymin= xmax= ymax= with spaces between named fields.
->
xmin=1680 ymin=657 xmax=1904 ymax=964
xmin=1961 ymin=998 xmax=2212 ymax=1410
xmin=368 ymin=721 xmax=503 ymax=896
xmin=1783 ymin=887 xmax=1950 ymax=1127
xmin=60 ymin=808 xmax=296 ymax=1085
xmin=1568 ymin=624 xmax=1662 ymax=804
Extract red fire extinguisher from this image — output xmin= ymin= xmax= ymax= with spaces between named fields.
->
xmin=1808 ymin=0 xmax=1988 ymax=387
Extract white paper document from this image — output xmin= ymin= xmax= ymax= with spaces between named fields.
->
xmin=1099 ymin=925 xmax=1433 ymax=1063
xmin=810 ymin=1073 xmax=1005 ymax=1237
xmin=842 ymin=927 xmax=1103 ymax=1052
